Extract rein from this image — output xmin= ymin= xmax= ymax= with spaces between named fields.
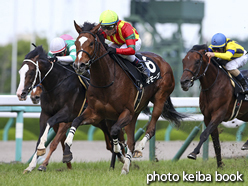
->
xmin=183 ymin=50 xmax=218 ymax=91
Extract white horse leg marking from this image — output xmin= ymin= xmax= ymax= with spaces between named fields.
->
xmin=64 ymin=127 xmax=76 ymax=147
xmin=113 ymin=138 xmax=121 ymax=153
xmin=24 ymin=151 xmax=38 ymax=173
xmin=121 ymin=147 xmax=132 ymax=175
xmin=37 ymin=123 xmax=50 ymax=150
xmin=16 ymin=64 xmax=29 ymax=100
xmin=136 ymin=133 xmax=150 ymax=152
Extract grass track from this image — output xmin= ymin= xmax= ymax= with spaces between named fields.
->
xmin=0 ymin=158 xmax=248 ymax=186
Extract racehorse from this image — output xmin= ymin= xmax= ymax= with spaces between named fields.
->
xmin=60 ymin=21 xmax=185 ymax=174
xmin=16 ymin=46 xmax=125 ymax=173
xmin=180 ymin=44 xmax=248 ymax=167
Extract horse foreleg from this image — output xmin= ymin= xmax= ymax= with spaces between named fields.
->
xmin=23 ymin=151 xmax=38 ymax=174
xmin=37 ymin=123 xmax=50 ymax=156
xmin=63 ymin=109 xmax=99 ymax=163
xmin=211 ymin=128 xmax=224 ymax=168
xmin=188 ymin=121 xmax=218 ymax=160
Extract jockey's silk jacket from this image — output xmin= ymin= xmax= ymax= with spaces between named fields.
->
xmin=99 ymin=20 xmax=139 ymax=55
xmin=208 ymin=38 xmax=245 ymax=61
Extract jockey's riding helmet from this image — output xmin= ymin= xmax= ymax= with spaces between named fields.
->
xmin=50 ymin=37 xmax=66 ymax=54
xmin=99 ymin=10 xmax=119 ymax=26
xmin=211 ymin=33 xmax=227 ymax=48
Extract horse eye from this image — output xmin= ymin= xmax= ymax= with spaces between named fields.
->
xmin=195 ymin=59 xmax=200 ymax=64
xmin=90 ymin=42 xmax=94 ymax=47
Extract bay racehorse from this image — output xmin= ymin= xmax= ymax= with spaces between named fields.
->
xmin=180 ymin=44 xmax=248 ymax=167
xmin=16 ymin=46 xmax=125 ymax=173
xmin=61 ymin=21 xmax=185 ymax=174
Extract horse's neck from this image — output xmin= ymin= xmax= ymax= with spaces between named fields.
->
xmin=199 ymin=63 xmax=220 ymax=90
xmin=40 ymin=62 xmax=61 ymax=89
xmin=90 ymin=52 xmax=115 ymax=86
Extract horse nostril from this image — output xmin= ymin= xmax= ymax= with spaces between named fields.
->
xmin=73 ymin=63 xmax=78 ymax=70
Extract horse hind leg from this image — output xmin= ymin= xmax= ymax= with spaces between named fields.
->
xmin=134 ymin=97 xmax=167 ymax=158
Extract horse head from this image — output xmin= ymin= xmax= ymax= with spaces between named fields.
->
xmin=73 ymin=21 xmax=101 ymax=74
xmin=180 ymin=44 xmax=209 ymax=91
xmin=16 ymin=46 xmax=49 ymax=101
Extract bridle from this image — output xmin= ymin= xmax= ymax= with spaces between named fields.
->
xmin=23 ymin=59 xmax=54 ymax=92
xmin=76 ymin=31 xmax=109 ymax=69
xmin=75 ymin=30 xmax=115 ymax=88
xmin=183 ymin=50 xmax=218 ymax=91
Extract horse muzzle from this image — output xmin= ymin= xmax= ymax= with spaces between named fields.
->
xmin=73 ymin=62 xmax=89 ymax=74
xmin=17 ymin=90 xmax=29 ymax=101
xmin=180 ymin=79 xmax=194 ymax=91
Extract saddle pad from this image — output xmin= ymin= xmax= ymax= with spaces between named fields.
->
xmin=121 ymin=53 xmax=161 ymax=87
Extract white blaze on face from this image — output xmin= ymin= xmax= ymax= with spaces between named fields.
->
xmin=77 ymin=36 xmax=88 ymax=60
xmin=16 ymin=64 xmax=29 ymax=100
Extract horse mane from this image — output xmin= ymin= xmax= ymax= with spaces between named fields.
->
xmin=25 ymin=45 xmax=48 ymax=61
xmin=80 ymin=21 xmax=108 ymax=49
xmin=190 ymin=44 xmax=208 ymax=52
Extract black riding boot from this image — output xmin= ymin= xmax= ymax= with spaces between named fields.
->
xmin=239 ymin=77 xmax=248 ymax=93
xmin=135 ymin=60 xmax=150 ymax=78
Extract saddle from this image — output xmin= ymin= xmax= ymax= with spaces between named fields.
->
xmin=110 ymin=53 xmax=161 ymax=89
xmin=110 ymin=53 xmax=161 ymax=112
xmin=219 ymin=65 xmax=248 ymax=120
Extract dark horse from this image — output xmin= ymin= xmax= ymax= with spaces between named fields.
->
xmin=60 ymin=21 xmax=185 ymax=174
xmin=180 ymin=44 xmax=248 ymax=167
xmin=16 ymin=46 xmax=124 ymax=173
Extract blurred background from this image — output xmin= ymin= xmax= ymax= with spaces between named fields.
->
xmin=1 ymin=0 xmax=248 ymax=96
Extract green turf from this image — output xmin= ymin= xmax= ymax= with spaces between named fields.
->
xmin=0 ymin=158 xmax=247 ymax=186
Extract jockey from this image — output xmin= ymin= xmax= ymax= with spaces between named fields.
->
xmin=48 ymin=37 xmax=76 ymax=65
xmin=99 ymin=10 xmax=150 ymax=78
xmin=206 ymin=33 xmax=248 ymax=93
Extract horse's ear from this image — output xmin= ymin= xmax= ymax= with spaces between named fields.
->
xmin=74 ymin=20 xmax=83 ymax=34
xmin=91 ymin=23 xmax=101 ymax=35
xmin=33 ymin=54 xmax=39 ymax=61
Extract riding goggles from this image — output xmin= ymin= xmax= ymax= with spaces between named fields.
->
xmin=101 ymin=24 xmax=115 ymax=30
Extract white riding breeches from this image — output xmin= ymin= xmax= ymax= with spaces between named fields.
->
xmin=108 ymin=38 xmax=142 ymax=62
xmin=225 ymin=54 xmax=248 ymax=70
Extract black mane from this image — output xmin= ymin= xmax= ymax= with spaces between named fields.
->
xmin=80 ymin=21 xmax=108 ymax=49
xmin=25 ymin=45 xmax=48 ymax=61
xmin=190 ymin=44 xmax=208 ymax=52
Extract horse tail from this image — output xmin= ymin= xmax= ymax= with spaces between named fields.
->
xmin=161 ymin=96 xmax=187 ymax=128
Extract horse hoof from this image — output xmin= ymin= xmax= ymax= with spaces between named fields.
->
xmin=37 ymin=148 xmax=46 ymax=156
xmin=38 ymin=165 xmax=46 ymax=172
xmin=63 ymin=153 xmax=73 ymax=163
xmin=133 ymin=150 xmax=142 ymax=158
xmin=121 ymin=169 xmax=129 ymax=175
xmin=187 ymin=153 xmax=197 ymax=160
xmin=241 ymin=145 xmax=248 ymax=150
xmin=23 ymin=170 xmax=30 ymax=174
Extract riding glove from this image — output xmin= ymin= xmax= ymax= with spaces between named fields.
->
xmin=49 ymin=56 xmax=58 ymax=63
xmin=107 ymin=47 xmax=116 ymax=54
